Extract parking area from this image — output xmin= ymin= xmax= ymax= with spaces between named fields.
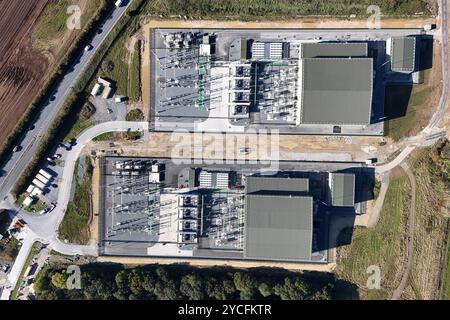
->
xmin=91 ymin=96 xmax=127 ymax=123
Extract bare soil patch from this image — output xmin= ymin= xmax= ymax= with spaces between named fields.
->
xmin=0 ymin=1 xmax=49 ymax=143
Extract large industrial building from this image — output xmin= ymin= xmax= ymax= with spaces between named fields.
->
xmin=99 ymin=157 xmax=369 ymax=263
xmin=297 ymin=42 xmax=373 ymax=125
xmin=149 ymin=28 xmax=421 ymax=135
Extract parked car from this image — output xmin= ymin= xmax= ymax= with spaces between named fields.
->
xmin=13 ymin=145 xmax=21 ymax=152
xmin=84 ymin=44 xmax=93 ymax=51
xmin=239 ymin=147 xmax=250 ymax=155
xmin=59 ymin=143 xmax=71 ymax=151
xmin=38 ymin=208 xmax=50 ymax=215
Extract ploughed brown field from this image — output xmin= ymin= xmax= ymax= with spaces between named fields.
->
xmin=0 ymin=0 xmax=49 ymax=144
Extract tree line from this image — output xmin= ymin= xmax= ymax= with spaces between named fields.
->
xmin=34 ymin=263 xmax=358 ymax=300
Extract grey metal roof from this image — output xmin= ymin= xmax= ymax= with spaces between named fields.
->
xmin=390 ymin=37 xmax=416 ymax=73
xmin=245 ymin=194 xmax=313 ymax=261
xmin=300 ymin=57 xmax=373 ymax=125
xmin=246 ymin=176 xmax=309 ymax=195
xmin=229 ymin=38 xmax=248 ymax=61
xmin=300 ymin=42 xmax=368 ymax=58
xmin=330 ymin=173 xmax=355 ymax=207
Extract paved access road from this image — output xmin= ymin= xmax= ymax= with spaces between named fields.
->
xmin=0 ymin=1 xmax=133 ymax=202
xmin=0 ymin=121 xmax=147 ymax=300
xmin=1 ymin=0 xmax=449 ymax=301
xmin=375 ymin=0 xmax=450 ymax=174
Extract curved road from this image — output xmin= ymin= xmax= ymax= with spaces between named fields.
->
xmin=0 ymin=121 xmax=147 ymax=300
xmin=0 ymin=0 xmax=449 ymax=301
xmin=0 ymin=1 xmax=133 ymax=201
xmin=376 ymin=0 xmax=449 ymax=174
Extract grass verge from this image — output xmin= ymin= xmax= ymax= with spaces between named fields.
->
xmin=384 ymin=39 xmax=441 ymax=141
xmin=336 ymin=169 xmax=410 ymax=299
xmin=92 ymin=132 xmax=114 ymax=141
xmin=95 ymin=19 xmax=142 ymax=100
xmin=384 ymin=84 xmax=429 ymax=141
xmin=58 ymin=156 xmax=93 ymax=244
xmin=11 ymin=241 xmax=42 ymax=300
xmin=129 ymin=40 xmax=141 ymax=101
xmin=62 ymin=118 xmax=93 ymax=143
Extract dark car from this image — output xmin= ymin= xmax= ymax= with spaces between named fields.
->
xmin=59 ymin=143 xmax=71 ymax=151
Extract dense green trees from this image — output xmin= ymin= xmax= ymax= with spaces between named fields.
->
xmin=34 ymin=263 xmax=351 ymax=300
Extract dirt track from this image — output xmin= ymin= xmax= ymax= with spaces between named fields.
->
xmin=0 ymin=0 xmax=49 ymax=143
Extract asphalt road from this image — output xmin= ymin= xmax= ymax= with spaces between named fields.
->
xmin=0 ymin=121 xmax=147 ymax=300
xmin=0 ymin=1 xmax=133 ymax=202
xmin=0 ymin=1 xmax=134 ymax=300
xmin=0 ymin=0 xmax=449 ymax=301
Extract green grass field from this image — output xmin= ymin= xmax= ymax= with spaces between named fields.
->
xmin=92 ymin=132 xmax=114 ymax=141
xmin=338 ymin=172 xmax=410 ymax=299
xmin=33 ymin=0 xmax=105 ymax=59
xmin=408 ymin=141 xmax=450 ymax=299
xmin=384 ymin=84 xmax=430 ymax=141
xmin=34 ymin=0 xmax=71 ymax=44
xmin=98 ymin=33 xmax=129 ymax=96
xmin=58 ymin=157 xmax=93 ymax=244
xmin=441 ymin=239 xmax=450 ymax=299
xmin=142 ymin=0 xmax=435 ymax=20
xmin=97 ymin=36 xmax=141 ymax=101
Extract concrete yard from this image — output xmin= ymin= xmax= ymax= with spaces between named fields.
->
xmin=98 ymin=155 xmax=373 ymax=265
xmin=144 ymin=22 xmax=428 ymax=136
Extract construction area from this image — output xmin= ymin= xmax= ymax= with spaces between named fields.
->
xmin=98 ymin=156 xmax=374 ymax=264
xmin=147 ymin=27 xmax=425 ymax=135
